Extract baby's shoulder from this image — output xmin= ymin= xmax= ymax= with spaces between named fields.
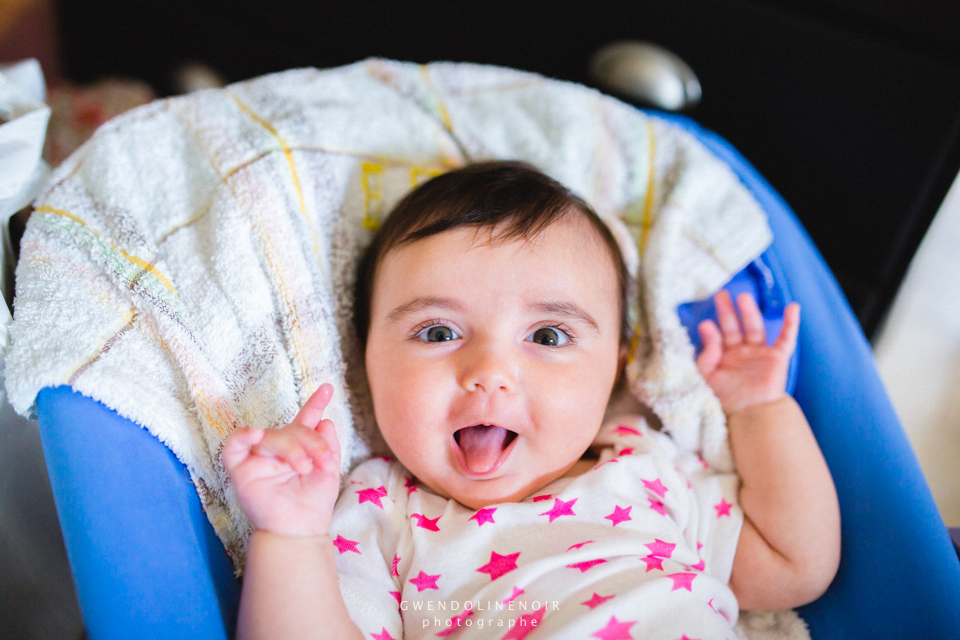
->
xmin=593 ymin=413 xmax=677 ymax=456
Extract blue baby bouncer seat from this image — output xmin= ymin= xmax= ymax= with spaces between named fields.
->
xmin=16 ymin=62 xmax=960 ymax=640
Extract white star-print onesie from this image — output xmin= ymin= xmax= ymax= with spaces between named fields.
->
xmin=330 ymin=415 xmax=744 ymax=640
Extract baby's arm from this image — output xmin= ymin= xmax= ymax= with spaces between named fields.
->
xmin=697 ymin=291 xmax=840 ymax=611
xmin=223 ymin=384 xmax=364 ymax=640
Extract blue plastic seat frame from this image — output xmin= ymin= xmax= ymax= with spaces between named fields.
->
xmin=36 ymin=116 xmax=960 ymax=639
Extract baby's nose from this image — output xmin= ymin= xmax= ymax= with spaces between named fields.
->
xmin=458 ymin=340 xmax=517 ymax=394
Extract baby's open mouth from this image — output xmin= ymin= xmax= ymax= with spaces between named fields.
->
xmin=454 ymin=425 xmax=518 ymax=474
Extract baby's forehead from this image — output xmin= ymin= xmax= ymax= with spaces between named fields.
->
xmin=378 ymin=214 xmax=623 ymax=300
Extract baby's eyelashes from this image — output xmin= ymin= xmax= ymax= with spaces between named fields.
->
xmin=525 ymin=325 xmax=575 ymax=347
xmin=414 ymin=323 xmax=460 ymax=343
xmin=408 ymin=321 xmax=577 ymax=347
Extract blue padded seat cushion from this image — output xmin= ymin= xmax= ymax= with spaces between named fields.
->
xmin=36 ymin=115 xmax=960 ymax=639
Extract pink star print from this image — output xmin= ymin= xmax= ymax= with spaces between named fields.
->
xmin=469 ymin=507 xmax=497 ymax=527
xmin=605 ymin=505 xmax=633 ymax=526
xmin=502 ymin=609 xmax=546 ymax=640
xmin=591 ymin=615 xmax=637 ymax=640
xmin=567 ymin=540 xmax=595 ymax=551
xmin=476 ymin=551 xmax=520 ymax=580
xmin=680 ymin=636 xmax=699 ymax=640
xmin=614 ymin=425 xmax=642 ymax=437
xmin=648 ymin=497 xmax=667 ymax=516
xmin=532 ymin=494 xmax=553 ymax=502
xmin=567 ymin=559 xmax=607 ymax=572
xmin=690 ymin=559 xmax=705 ymax=571
xmin=389 ymin=591 xmax=401 ymax=605
xmin=404 ymin=476 xmax=418 ymax=494
xmin=411 ymin=513 xmax=441 ymax=531
xmin=642 ymin=477 xmax=668 ymax=498
xmin=501 ymin=586 xmax=525 ymax=604
xmin=371 ymin=628 xmax=396 ymax=640
xmin=356 ymin=486 xmax=388 ymax=509
xmin=410 ymin=570 xmax=441 ymax=592
xmin=332 ymin=535 xmax=360 ymax=554
xmin=644 ymin=539 xmax=676 ymax=558
xmin=667 ymin=572 xmax=697 ymax=592
xmin=617 ymin=447 xmax=634 ymax=457
xmin=391 ymin=554 xmax=400 ymax=577
xmin=436 ymin=608 xmax=474 ymax=637
xmin=640 ymin=555 xmax=664 ymax=572
xmin=539 ymin=497 xmax=577 ymax=522
xmin=581 ymin=592 xmax=615 ymax=609
xmin=714 ymin=498 xmax=733 ymax=518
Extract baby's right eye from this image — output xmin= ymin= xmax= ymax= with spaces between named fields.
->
xmin=414 ymin=324 xmax=460 ymax=343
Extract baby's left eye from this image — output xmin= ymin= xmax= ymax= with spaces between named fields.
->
xmin=527 ymin=327 xmax=570 ymax=347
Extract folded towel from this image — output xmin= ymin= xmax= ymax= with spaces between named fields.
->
xmin=5 ymin=58 xmax=771 ymax=568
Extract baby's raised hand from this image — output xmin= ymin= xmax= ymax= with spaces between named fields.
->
xmin=696 ymin=291 xmax=800 ymax=415
xmin=223 ymin=384 xmax=341 ymax=537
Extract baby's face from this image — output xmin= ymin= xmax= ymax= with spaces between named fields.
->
xmin=364 ymin=213 xmax=622 ymax=509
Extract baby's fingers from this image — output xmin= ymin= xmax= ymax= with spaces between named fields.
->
xmin=251 ymin=428 xmax=316 ymax=475
xmin=714 ymin=290 xmax=743 ymax=346
xmin=696 ymin=319 xmax=724 ymax=376
xmin=773 ymin=302 xmax=801 ymax=356
xmin=302 ymin=419 xmax=340 ymax=470
xmin=222 ymin=427 xmax=265 ymax=471
xmin=294 ymin=383 xmax=334 ymax=430
xmin=736 ymin=293 xmax=766 ymax=344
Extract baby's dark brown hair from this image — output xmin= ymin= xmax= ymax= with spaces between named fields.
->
xmin=353 ymin=161 xmax=631 ymax=351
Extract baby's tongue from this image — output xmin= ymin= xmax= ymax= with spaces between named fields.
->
xmin=458 ymin=425 xmax=508 ymax=473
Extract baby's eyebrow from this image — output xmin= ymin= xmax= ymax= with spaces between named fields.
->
xmin=529 ymin=301 xmax=600 ymax=331
xmin=386 ymin=297 xmax=466 ymax=322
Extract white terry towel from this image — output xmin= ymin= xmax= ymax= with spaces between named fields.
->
xmin=5 ymin=59 xmax=772 ymax=568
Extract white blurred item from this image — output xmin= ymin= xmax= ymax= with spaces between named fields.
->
xmin=874 ymin=171 xmax=960 ymax=527
xmin=590 ymin=41 xmax=702 ymax=111
xmin=0 ymin=58 xmax=50 ymax=340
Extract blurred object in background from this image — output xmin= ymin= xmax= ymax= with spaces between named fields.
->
xmin=171 ymin=61 xmax=225 ymax=94
xmin=44 ymin=77 xmax=153 ymax=166
xmin=589 ymin=40 xmax=701 ymax=111
xmin=0 ymin=0 xmax=60 ymax=82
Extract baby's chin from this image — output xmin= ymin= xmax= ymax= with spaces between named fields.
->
xmin=427 ymin=470 xmax=571 ymax=511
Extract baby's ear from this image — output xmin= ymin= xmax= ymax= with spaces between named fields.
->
xmin=615 ymin=344 xmax=630 ymax=384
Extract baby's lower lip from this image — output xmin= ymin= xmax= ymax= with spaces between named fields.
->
xmin=451 ymin=431 xmax=519 ymax=477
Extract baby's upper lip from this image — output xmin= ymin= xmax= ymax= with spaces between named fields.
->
xmin=453 ymin=417 xmax=522 ymax=437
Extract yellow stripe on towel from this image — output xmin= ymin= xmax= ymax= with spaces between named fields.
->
xmin=420 ymin=65 xmax=454 ymax=133
xmin=34 ymin=205 xmax=177 ymax=295
xmin=230 ymin=95 xmax=323 ymax=265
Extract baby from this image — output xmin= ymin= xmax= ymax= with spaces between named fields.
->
xmin=224 ymin=162 xmax=841 ymax=639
